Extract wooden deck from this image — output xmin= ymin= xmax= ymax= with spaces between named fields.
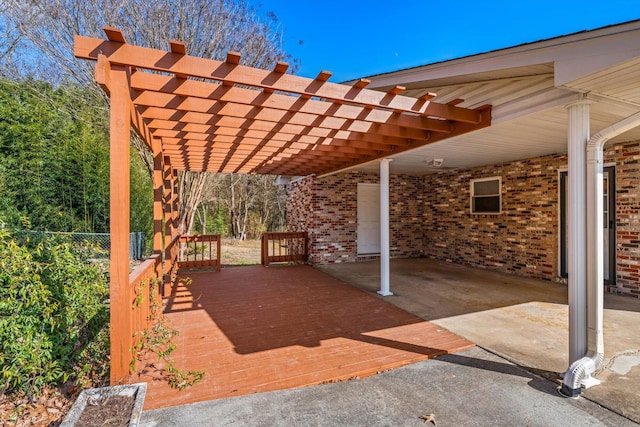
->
xmin=136 ymin=265 xmax=473 ymax=410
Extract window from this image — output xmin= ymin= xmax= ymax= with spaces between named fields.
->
xmin=471 ymin=177 xmax=501 ymax=214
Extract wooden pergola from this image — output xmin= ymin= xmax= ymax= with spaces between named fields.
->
xmin=73 ymin=27 xmax=491 ymax=383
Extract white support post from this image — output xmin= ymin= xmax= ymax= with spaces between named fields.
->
xmin=566 ymin=99 xmax=590 ymax=365
xmin=378 ymin=159 xmax=393 ymax=296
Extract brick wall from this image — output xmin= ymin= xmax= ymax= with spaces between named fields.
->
xmin=286 ymin=176 xmax=314 ymax=237
xmin=286 ymin=172 xmax=423 ymax=264
xmin=286 ymin=141 xmax=640 ymax=297
xmin=422 ymin=154 xmax=565 ymax=281
xmin=607 ymin=140 xmax=640 ymax=297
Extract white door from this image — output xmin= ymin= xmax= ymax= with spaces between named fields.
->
xmin=357 ymin=183 xmax=380 ymax=255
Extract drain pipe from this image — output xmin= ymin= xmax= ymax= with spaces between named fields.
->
xmin=561 ymin=110 xmax=640 ymax=398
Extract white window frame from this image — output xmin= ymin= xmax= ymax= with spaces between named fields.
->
xmin=470 ymin=176 xmax=502 ymax=214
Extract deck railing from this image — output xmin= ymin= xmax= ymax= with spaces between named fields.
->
xmin=131 ymin=253 xmax=162 ymax=337
xmin=178 ymin=234 xmax=221 ymax=271
xmin=164 ymin=234 xmax=180 ymax=295
xmin=261 ymin=232 xmax=308 ymax=266
xmin=111 ymin=252 xmax=162 ymax=380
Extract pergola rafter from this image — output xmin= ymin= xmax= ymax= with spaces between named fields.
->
xmin=75 ymin=27 xmax=491 ymax=176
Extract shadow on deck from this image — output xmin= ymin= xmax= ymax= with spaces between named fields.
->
xmin=136 ymin=265 xmax=473 ymax=410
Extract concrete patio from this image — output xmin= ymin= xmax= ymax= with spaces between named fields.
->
xmin=141 ymin=345 xmax=636 ymax=427
xmin=317 ymin=258 xmax=640 ymax=423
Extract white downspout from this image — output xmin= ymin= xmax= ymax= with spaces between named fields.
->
xmin=561 ymin=109 xmax=640 ymax=398
xmin=378 ymin=159 xmax=393 ymax=296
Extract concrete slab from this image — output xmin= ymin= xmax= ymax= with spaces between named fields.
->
xmin=317 ymin=258 xmax=640 ymax=423
xmin=140 ymin=347 xmax=635 ymax=427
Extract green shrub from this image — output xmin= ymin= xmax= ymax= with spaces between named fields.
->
xmin=0 ymin=228 xmax=109 ymax=394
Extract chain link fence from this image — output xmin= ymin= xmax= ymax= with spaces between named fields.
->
xmin=25 ymin=231 xmax=146 ymax=260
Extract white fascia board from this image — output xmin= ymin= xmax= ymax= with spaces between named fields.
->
xmin=363 ymin=21 xmax=640 ymax=90
xmin=554 ymin=29 xmax=640 ymax=86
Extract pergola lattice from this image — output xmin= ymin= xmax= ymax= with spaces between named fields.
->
xmin=75 ymin=27 xmax=491 ymax=177
xmin=73 ymin=27 xmax=491 ymax=383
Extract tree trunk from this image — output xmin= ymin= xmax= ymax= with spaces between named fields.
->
xmin=177 ymin=171 xmax=208 ymax=235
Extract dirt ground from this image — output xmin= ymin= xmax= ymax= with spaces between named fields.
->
xmin=0 ymin=386 xmax=77 ymax=427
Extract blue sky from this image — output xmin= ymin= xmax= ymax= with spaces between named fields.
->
xmin=254 ymin=0 xmax=640 ymax=81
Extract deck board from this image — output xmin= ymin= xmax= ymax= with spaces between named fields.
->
xmin=134 ymin=265 xmax=473 ymax=409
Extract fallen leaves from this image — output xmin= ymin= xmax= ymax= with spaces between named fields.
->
xmin=419 ymin=413 xmax=437 ymax=425
xmin=0 ymin=386 xmax=77 ymax=427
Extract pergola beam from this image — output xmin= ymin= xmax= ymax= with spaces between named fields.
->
xmin=75 ymin=28 xmax=491 ymax=177
xmin=143 ymin=114 xmax=436 ymax=144
xmin=75 ymin=35 xmax=483 ymax=123
xmin=132 ymin=91 xmax=453 ymax=134
xmin=128 ymin=73 xmax=456 ymax=132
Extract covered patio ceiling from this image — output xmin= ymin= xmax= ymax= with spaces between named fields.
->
xmin=345 ymin=20 xmax=640 ymax=176
xmin=74 ymin=27 xmax=491 ymax=177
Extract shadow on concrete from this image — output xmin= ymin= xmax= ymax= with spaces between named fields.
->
xmin=435 ymin=351 xmax=561 ymax=396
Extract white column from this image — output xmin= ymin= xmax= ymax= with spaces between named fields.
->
xmin=378 ymin=158 xmax=393 ymax=296
xmin=566 ymin=99 xmax=590 ymax=364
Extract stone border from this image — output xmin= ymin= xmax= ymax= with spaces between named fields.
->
xmin=60 ymin=382 xmax=147 ymax=427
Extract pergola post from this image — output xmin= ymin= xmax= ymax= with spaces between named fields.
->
xmin=566 ymin=99 xmax=590 ymax=364
xmin=152 ymin=137 xmax=164 ymax=255
xmin=108 ymin=63 xmax=132 ymax=384
xmin=163 ymin=156 xmax=173 ymax=247
xmin=172 ymin=169 xmax=180 ymax=235
xmin=378 ymin=158 xmax=393 ymax=296
xmin=163 ymin=156 xmax=174 ymax=295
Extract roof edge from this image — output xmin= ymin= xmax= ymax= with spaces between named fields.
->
xmin=349 ymin=18 xmax=640 ymax=87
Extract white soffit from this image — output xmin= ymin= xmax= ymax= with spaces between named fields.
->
xmin=562 ymin=56 xmax=640 ymax=105
xmin=342 ymin=21 xmax=640 ymax=177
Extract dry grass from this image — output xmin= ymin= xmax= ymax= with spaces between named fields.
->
xmin=220 ymin=238 xmax=262 ymax=266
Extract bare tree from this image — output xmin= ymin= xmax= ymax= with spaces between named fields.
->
xmin=2 ymin=0 xmax=294 ymax=234
xmin=0 ymin=2 xmax=22 ymax=74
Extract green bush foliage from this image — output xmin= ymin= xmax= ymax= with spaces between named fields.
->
xmin=0 ymin=78 xmax=110 ymax=233
xmin=0 ymin=228 xmax=109 ymax=394
xmin=0 ymin=78 xmax=154 ymax=250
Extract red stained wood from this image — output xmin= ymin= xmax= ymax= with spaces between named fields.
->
xmin=261 ymin=232 xmax=307 ymax=266
xmin=178 ymin=234 xmax=221 ymax=270
xmin=109 ymin=63 xmax=133 ymax=384
xmin=74 ymin=33 xmax=491 ymax=175
xmin=136 ymin=265 xmax=473 ymax=410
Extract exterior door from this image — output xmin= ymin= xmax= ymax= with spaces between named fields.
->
xmin=357 ymin=183 xmax=380 ymax=255
xmin=560 ymin=167 xmax=615 ymax=283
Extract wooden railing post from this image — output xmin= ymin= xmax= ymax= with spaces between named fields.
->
xmin=217 ymin=235 xmax=221 ymax=271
